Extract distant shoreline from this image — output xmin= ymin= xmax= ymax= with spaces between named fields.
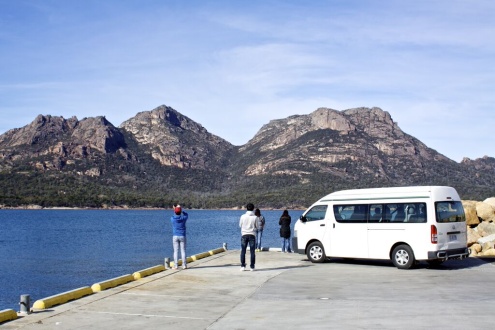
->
xmin=0 ymin=205 xmax=299 ymax=211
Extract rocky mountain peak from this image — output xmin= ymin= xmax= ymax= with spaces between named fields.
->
xmin=1 ymin=104 xmax=494 ymax=209
xmin=310 ymin=108 xmax=355 ymax=133
xmin=0 ymin=114 xmax=126 ymax=173
xmin=71 ymin=116 xmax=126 ymax=153
xmin=241 ymin=107 xmax=400 ymax=152
xmin=0 ymin=114 xmax=75 ymax=148
xmin=235 ymin=107 xmax=452 ymax=179
xmin=120 ymin=105 xmax=208 ymax=140
xmin=120 ymin=105 xmax=234 ymax=170
xmin=461 ymin=156 xmax=495 ymax=172
xmin=342 ymin=107 xmax=401 ymax=139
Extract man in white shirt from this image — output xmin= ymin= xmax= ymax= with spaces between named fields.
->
xmin=239 ymin=203 xmax=258 ymax=271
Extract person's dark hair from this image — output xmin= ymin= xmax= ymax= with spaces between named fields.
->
xmin=255 ymin=208 xmax=261 ymax=216
xmin=246 ymin=203 xmax=255 ymax=211
xmin=282 ymin=209 xmax=289 ymax=216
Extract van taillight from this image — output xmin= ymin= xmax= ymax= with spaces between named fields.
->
xmin=431 ymin=225 xmax=438 ymax=244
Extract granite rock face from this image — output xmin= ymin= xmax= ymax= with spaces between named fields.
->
xmin=119 ymin=105 xmax=234 ymax=170
xmin=0 ymin=115 xmax=126 ymax=171
xmin=235 ymin=107 xmax=451 ymax=183
xmin=0 ymin=104 xmax=494 ymax=202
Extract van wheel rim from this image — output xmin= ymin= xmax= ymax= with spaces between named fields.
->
xmin=310 ymin=247 xmax=323 ymax=260
xmin=395 ymin=250 xmax=409 ymax=265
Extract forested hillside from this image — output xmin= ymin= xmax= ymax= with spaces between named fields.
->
xmin=1 ymin=105 xmax=494 ymax=209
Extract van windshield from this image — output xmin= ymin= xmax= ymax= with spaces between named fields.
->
xmin=304 ymin=205 xmax=328 ymax=221
xmin=435 ymin=201 xmax=465 ymax=223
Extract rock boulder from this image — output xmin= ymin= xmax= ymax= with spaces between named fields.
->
xmin=476 ymin=202 xmax=495 ymax=222
xmin=467 ymin=227 xmax=481 ymax=246
xmin=483 ymin=197 xmax=495 ymax=209
xmin=477 ymin=222 xmax=495 ymax=237
xmin=463 ymin=202 xmax=480 ymax=226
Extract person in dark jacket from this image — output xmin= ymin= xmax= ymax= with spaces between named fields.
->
xmin=279 ymin=209 xmax=292 ymax=253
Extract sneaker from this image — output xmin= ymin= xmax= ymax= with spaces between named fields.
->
xmin=182 ymin=265 xmax=187 ymax=269
xmin=250 ymin=267 xmax=255 ymax=272
xmin=240 ymin=266 xmax=245 ymax=271
xmin=172 ymin=266 xmax=178 ymax=270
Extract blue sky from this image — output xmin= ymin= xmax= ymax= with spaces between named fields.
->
xmin=1 ymin=0 xmax=493 ymax=162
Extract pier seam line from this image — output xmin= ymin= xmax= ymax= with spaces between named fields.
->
xmin=205 ymin=270 xmax=286 ymax=329
xmin=93 ymin=311 xmax=211 ymax=321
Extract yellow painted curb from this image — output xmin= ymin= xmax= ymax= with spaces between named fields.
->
xmin=133 ymin=265 xmax=165 ymax=280
xmin=191 ymin=251 xmax=210 ymax=261
xmin=170 ymin=256 xmax=193 ymax=268
xmin=170 ymin=246 xmax=226 ymax=267
xmin=0 ymin=309 xmax=17 ymax=323
xmin=32 ymin=287 xmax=93 ymax=310
xmin=209 ymin=247 xmax=226 ymax=255
xmin=91 ymin=274 xmax=135 ymax=292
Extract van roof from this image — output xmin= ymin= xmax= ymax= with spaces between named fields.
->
xmin=318 ymin=186 xmax=460 ymax=202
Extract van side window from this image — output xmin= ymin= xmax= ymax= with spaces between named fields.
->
xmin=304 ymin=205 xmax=328 ymax=221
xmin=393 ymin=204 xmax=406 ymax=222
xmin=369 ymin=204 xmax=382 ymax=222
xmin=348 ymin=202 xmax=428 ymax=223
xmin=386 ymin=203 xmax=426 ymax=222
xmin=334 ymin=205 xmax=368 ymax=223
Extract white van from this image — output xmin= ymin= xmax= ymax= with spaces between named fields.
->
xmin=293 ymin=186 xmax=469 ymax=269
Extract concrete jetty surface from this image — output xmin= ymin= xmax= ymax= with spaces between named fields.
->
xmin=3 ymin=250 xmax=495 ymax=329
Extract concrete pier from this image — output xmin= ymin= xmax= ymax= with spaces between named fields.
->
xmin=2 ymin=250 xmax=495 ymax=329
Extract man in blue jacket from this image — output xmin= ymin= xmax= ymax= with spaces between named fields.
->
xmin=171 ymin=204 xmax=188 ymax=269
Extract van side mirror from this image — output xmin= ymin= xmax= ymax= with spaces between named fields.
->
xmin=300 ymin=215 xmax=307 ymax=223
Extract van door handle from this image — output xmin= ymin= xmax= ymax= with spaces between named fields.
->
xmin=320 ymin=224 xmax=325 ymax=226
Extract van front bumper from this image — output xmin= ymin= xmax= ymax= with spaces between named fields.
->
xmin=427 ymin=247 xmax=469 ymax=261
xmin=292 ymin=237 xmax=304 ymax=254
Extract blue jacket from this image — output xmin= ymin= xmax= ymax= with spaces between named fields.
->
xmin=171 ymin=211 xmax=188 ymax=236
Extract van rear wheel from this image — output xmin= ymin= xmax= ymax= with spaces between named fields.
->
xmin=392 ymin=244 xmax=415 ymax=269
xmin=307 ymin=241 xmax=326 ymax=263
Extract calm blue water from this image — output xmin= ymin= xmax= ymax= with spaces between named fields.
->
xmin=0 ymin=209 xmax=302 ymax=311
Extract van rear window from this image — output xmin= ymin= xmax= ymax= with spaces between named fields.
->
xmin=435 ymin=201 xmax=466 ymax=223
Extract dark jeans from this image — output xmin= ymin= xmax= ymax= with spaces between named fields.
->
xmin=240 ymin=234 xmax=256 ymax=268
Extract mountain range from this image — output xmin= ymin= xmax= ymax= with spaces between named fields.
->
xmin=1 ymin=105 xmax=494 ymax=209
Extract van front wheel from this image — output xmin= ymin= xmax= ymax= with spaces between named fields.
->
xmin=392 ymin=244 xmax=415 ymax=269
xmin=307 ymin=242 xmax=326 ymax=263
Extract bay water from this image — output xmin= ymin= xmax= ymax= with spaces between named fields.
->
xmin=0 ymin=209 xmax=302 ymax=311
